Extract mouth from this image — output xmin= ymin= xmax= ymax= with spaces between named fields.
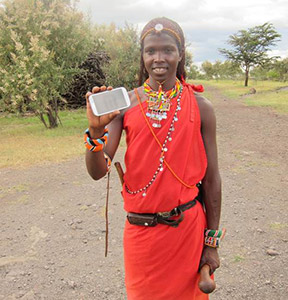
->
xmin=152 ymin=67 xmax=168 ymax=74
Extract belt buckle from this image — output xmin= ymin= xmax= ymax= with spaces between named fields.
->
xmin=157 ymin=211 xmax=171 ymax=219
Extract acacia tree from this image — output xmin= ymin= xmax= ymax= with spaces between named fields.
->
xmin=219 ymin=23 xmax=281 ymax=86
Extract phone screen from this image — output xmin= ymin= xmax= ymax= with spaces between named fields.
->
xmin=89 ymin=88 xmax=130 ymax=116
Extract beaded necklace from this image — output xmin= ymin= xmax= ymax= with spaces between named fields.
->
xmin=144 ymin=78 xmax=182 ymax=128
xmin=126 ymin=84 xmax=183 ymax=197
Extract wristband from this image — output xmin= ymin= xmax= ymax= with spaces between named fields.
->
xmin=84 ymin=128 xmax=108 ymax=152
xmin=204 ymin=228 xmax=226 ymax=248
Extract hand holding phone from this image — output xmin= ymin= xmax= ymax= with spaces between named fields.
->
xmin=88 ymin=87 xmax=130 ymax=116
xmin=86 ymin=86 xmax=126 ymax=137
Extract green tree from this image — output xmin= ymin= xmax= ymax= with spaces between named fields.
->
xmin=0 ymin=0 xmax=93 ymax=128
xmin=219 ymin=23 xmax=281 ymax=86
xmin=220 ymin=60 xmax=243 ymax=79
xmin=251 ymin=58 xmax=288 ymax=82
xmin=92 ymin=23 xmax=140 ymax=90
xmin=201 ymin=61 xmax=215 ymax=79
xmin=185 ymin=50 xmax=200 ymax=80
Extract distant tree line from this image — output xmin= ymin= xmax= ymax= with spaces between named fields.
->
xmin=0 ymin=0 xmax=286 ymax=128
xmin=194 ymin=58 xmax=288 ymax=83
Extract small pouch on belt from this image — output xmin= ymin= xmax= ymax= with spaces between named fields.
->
xmin=127 ymin=212 xmax=158 ymax=227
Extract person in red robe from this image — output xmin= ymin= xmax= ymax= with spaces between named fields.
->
xmin=85 ymin=17 xmax=222 ymax=300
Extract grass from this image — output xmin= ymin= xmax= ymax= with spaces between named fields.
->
xmin=0 ymin=109 xmax=89 ymax=168
xmin=244 ymin=89 xmax=288 ymax=113
xmin=233 ymin=254 xmax=245 ymax=263
xmin=0 ymin=79 xmax=287 ymax=169
xmin=199 ymin=79 xmax=288 ymax=114
xmin=269 ymin=222 xmax=288 ymax=230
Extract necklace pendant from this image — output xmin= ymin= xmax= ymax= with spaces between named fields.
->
xmin=152 ymin=123 xmax=161 ymax=128
xmin=156 ymin=114 xmax=162 ymax=121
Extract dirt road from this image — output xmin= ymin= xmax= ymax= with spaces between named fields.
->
xmin=0 ymin=86 xmax=287 ymax=299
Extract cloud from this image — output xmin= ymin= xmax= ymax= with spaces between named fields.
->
xmin=77 ymin=0 xmax=288 ymax=64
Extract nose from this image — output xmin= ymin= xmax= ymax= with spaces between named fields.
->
xmin=154 ymin=51 xmax=165 ymax=62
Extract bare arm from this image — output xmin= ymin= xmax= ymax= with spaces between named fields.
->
xmin=85 ymin=86 xmax=123 ymax=180
xmin=197 ymin=95 xmax=221 ymax=229
xmin=196 ymin=94 xmax=222 ymax=273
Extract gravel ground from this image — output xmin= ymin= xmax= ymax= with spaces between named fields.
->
xmin=0 ymin=85 xmax=287 ymax=299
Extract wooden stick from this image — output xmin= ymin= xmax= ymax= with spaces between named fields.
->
xmin=198 ymin=264 xmax=216 ymax=294
xmin=114 ymin=162 xmax=124 ymax=185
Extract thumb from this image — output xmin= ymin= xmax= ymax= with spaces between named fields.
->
xmin=107 ymin=110 xmax=120 ymax=121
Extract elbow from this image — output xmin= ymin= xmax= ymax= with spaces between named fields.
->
xmin=89 ymin=169 xmax=107 ymax=181
xmin=202 ymin=173 xmax=221 ymax=188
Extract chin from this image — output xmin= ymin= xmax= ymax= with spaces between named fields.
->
xmin=151 ymin=72 xmax=168 ymax=82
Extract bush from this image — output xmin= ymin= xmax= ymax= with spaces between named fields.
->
xmin=0 ymin=0 xmax=93 ymax=127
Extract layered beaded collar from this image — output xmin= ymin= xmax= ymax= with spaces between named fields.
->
xmin=143 ymin=78 xmax=182 ymax=128
xmin=126 ymin=85 xmax=183 ymax=197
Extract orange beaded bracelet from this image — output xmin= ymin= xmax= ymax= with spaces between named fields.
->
xmin=84 ymin=128 xmax=108 ymax=152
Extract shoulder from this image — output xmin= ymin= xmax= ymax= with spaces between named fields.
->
xmin=121 ymin=86 xmax=145 ymax=116
xmin=194 ymin=93 xmax=216 ymax=127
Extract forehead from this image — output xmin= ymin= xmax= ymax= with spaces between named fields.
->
xmin=142 ymin=32 xmax=179 ymax=48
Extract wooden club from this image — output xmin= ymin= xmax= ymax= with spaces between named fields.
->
xmin=198 ymin=264 xmax=216 ymax=294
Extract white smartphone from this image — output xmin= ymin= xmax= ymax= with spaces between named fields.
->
xmin=88 ymin=87 xmax=131 ymax=116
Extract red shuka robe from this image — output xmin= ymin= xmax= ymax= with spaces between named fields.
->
xmin=122 ymin=84 xmax=209 ymax=300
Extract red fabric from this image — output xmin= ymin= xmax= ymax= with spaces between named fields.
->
xmin=122 ymin=85 xmax=209 ymax=299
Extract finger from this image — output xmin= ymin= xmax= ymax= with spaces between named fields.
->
xmin=100 ymin=85 xmax=107 ymax=92
xmin=107 ymin=110 xmax=120 ymax=121
xmin=92 ymin=86 xmax=100 ymax=93
xmin=107 ymin=86 xmax=113 ymax=91
xmin=86 ymin=91 xmax=92 ymax=102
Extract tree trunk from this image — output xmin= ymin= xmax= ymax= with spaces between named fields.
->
xmin=245 ymin=67 xmax=249 ymax=87
xmin=39 ymin=113 xmax=48 ymax=129
xmin=46 ymin=106 xmax=58 ymax=128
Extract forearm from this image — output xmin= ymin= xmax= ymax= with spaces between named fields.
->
xmin=85 ymin=126 xmax=108 ymax=180
xmin=85 ymin=149 xmax=108 ymax=180
xmin=202 ymin=173 xmax=222 ymax=229
xmin=85 ymin=116 xmax=123 ymax=180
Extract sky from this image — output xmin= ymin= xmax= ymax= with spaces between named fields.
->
xmin=76 ymin=0 xmax=288 ymax=66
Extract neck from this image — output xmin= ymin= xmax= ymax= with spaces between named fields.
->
xmin=148 ymin=76 xmax=177 ymax=91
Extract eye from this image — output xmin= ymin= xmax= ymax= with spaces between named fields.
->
xmin=145 ymin=48 xmax=155 ymax=55
xmin=164 ymin=47 xmax=174 ymax=54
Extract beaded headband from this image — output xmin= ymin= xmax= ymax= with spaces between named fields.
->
xmin=141 ymin=23 xmax=182 ymax=46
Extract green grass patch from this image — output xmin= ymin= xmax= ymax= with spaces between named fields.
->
xmin=200 ymin=80 xmax=288 ymax=113
xmin=0 ymin=109 xmax=89 ymax=168
xmin=244 ymin=90 xmax=288 ymax=113
xmin=233 ymin=254 xmax=245 ymax=263
xmin=270 ymin=222 xmax=288 ymax=230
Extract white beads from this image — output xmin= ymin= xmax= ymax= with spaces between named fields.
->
xmin=126 ymin=86 xmax=183 ymax=197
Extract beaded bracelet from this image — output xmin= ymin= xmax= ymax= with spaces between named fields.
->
xmin=204 ymin=228 xmax=226 ymax=248
xmin=84 ymin=128 xmax=108 ymax=152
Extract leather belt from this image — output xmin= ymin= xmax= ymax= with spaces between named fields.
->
xmin=127 ymin=198 xmax=198 ymax=228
